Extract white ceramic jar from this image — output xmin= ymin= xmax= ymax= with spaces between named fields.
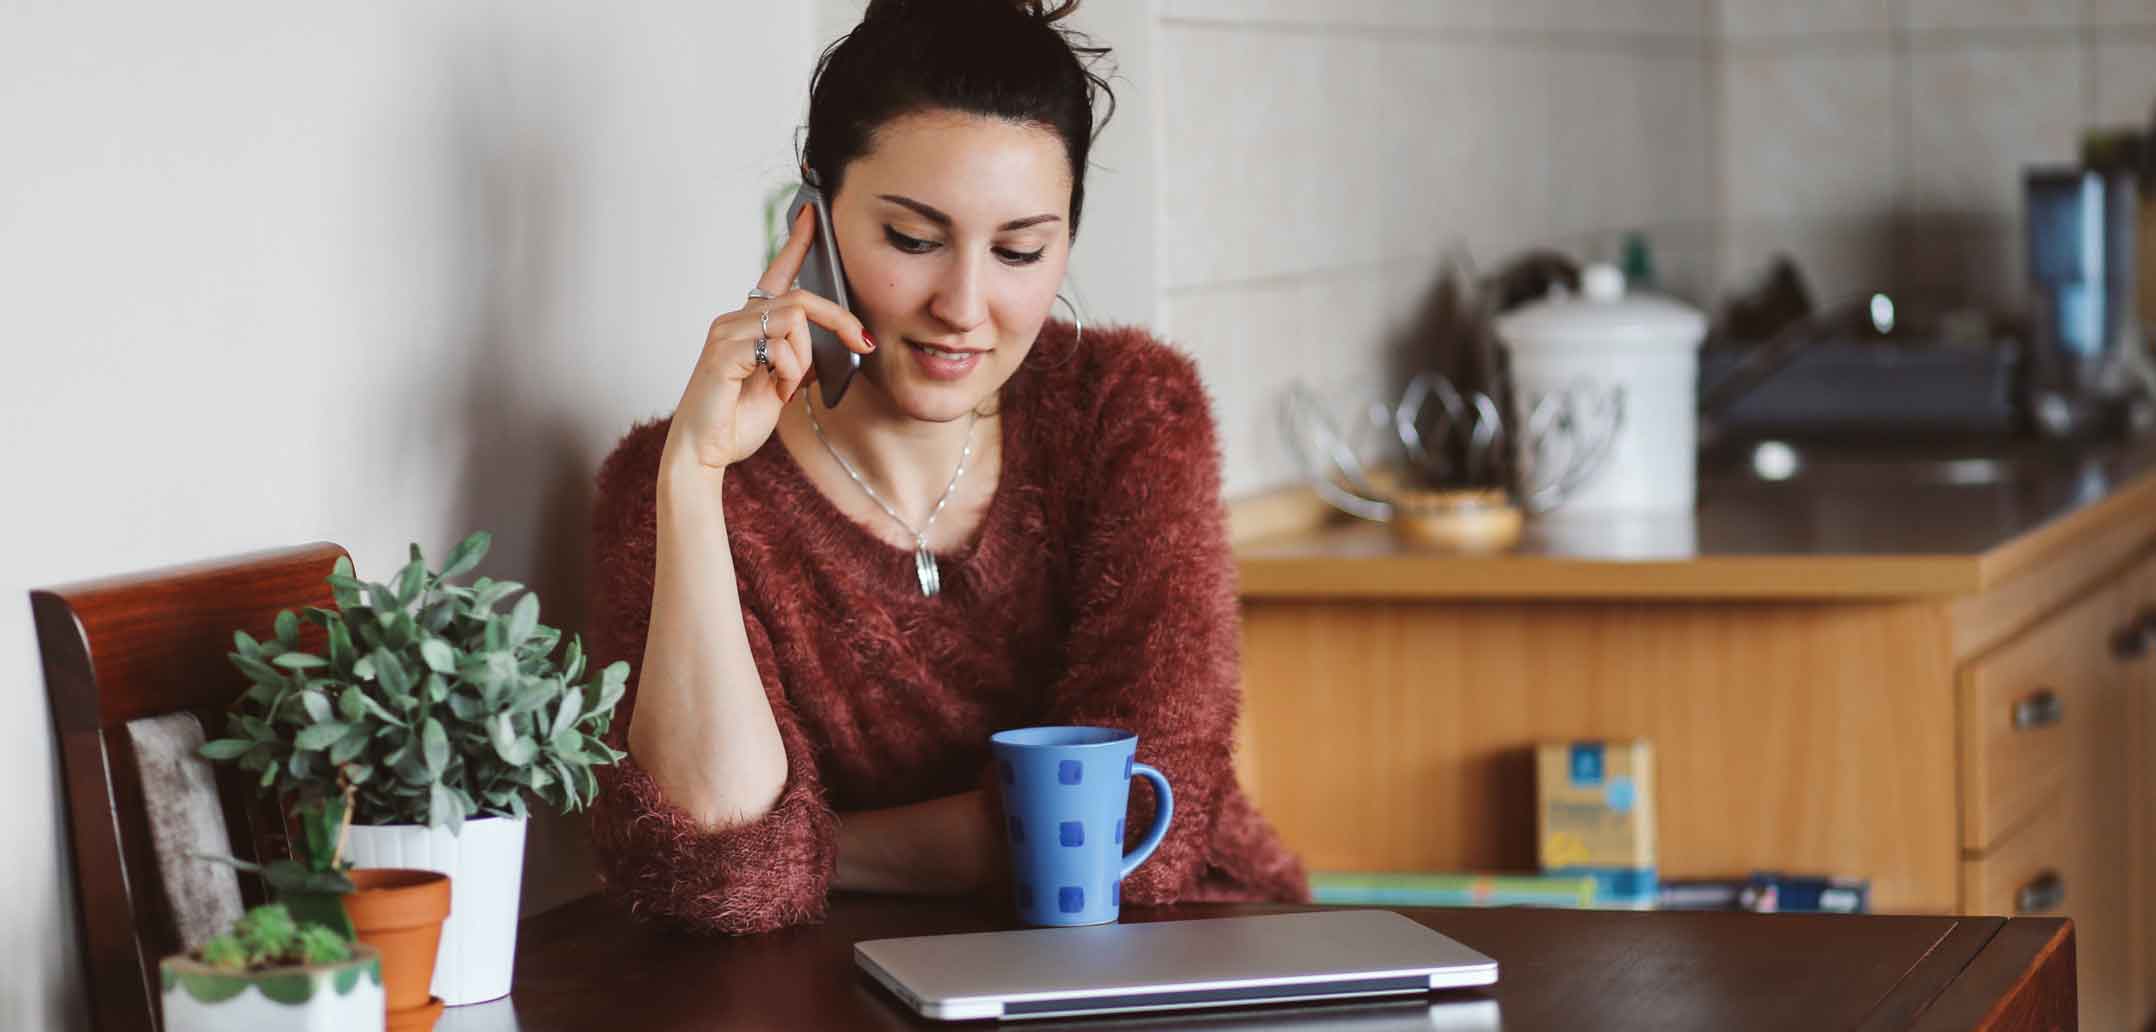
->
xmin=1493 ymin=263 xmax=1708 ymax=513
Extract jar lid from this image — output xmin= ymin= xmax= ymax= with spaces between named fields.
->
xmin=1493 ymin=262 xmax=1707 ymax=353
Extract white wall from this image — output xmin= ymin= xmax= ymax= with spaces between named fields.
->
xmin=1714 ymin=0 xmax=2156 ymax=311
xmin=0 ymin=3 xmax=812 ymax=1028
xmin=1154 ymin=0 xmax=1718 ymax=495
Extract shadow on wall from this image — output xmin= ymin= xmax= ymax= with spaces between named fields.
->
xmin=434 ymin=26 xmax=604 ymax=917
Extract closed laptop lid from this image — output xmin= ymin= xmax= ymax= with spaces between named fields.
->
xmin=855 ymin=909 xmax=1499 ymax=1022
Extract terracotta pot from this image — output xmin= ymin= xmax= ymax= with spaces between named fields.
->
xmin=343 ymin=868 xmax=450 ymax=1032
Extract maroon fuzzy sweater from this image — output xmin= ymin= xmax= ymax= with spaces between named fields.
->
xmin=584 ymin=320 xmax=1309 ymax=935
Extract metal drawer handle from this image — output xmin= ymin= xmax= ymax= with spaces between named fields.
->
xmin=2113 ymin=623 xmax=2149 ymax=661
xmin=2011 ymin=690 xmax=2063 ymax=731
xmin=2016 ymin=870 xmax=2065 ymax=913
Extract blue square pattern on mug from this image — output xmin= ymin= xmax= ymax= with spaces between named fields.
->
xmin=1060 ymin=821 xmax=1085 ymax=847
xmin=1059 ymin=759 xmax=1084 ymax=785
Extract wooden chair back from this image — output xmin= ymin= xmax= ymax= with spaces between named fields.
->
xmin=32 ymin=543 xmax=349 ymax=1031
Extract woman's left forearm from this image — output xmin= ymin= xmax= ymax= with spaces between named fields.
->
xmin=834 ymin=790 xmax=1003 ymax=895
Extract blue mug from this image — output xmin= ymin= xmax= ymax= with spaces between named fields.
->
xmin=991 ymin=726 xmax=1173 ymax=926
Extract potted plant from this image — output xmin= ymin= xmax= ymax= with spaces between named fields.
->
xmin=199 ymin=531 xmax=627 ymax=1006
xmin=160 ymin=903 xmax=382 ymax=1032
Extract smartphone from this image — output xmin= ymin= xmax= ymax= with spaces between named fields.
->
xmin=784 ymin=183 xmax=861 ymax=408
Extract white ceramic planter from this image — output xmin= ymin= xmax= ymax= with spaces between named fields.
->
xmin=346 ymin=815 xmax=527 ymax=1006
xmin=161 ymin=947 xmax=383 ymax=1032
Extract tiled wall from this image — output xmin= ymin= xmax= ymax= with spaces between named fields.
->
xmin=1153 ymin=0 xmax=1717 ymax=495
xmin=1715 ymin=0 xmax=2156 ymax=315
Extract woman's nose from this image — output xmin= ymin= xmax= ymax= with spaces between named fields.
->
xmin=927 ymin=254 xmax=989 ymax=333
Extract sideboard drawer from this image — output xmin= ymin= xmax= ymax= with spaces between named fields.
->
xmin=1960 ymin=581 xmax=2129 ymax=851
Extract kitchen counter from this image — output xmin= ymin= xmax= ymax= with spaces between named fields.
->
xmin=1235 ymin=438 xmax=2156 ymax=600
xmin=1228 ymin=437 xmax=2156 ymax=1026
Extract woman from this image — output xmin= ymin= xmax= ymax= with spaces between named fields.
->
xmin=586 ymin=0 xmax=1307 ymax=934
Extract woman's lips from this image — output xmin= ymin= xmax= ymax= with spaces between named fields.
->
xmin=905 ymin=338 xmax=986 ymax=381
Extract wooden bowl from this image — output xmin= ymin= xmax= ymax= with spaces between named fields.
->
xmin=1388 ymin=487 xmax=1523 ymax=552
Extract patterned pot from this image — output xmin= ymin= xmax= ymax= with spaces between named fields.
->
xmin=160 ymin=944 xmax=383 ymax=1032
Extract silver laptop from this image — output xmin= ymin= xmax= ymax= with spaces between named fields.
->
xmin=854 ymin=909 xmax=1499 ymax=1022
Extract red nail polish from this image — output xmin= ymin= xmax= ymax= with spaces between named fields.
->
xmin=862 ymin=333 xmax=877 ymax=351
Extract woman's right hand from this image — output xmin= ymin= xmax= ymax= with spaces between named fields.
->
xmin=665 ymin=204 xmax=877 ymax=472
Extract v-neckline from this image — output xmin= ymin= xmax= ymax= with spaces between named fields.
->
xmin=764 ymin=384 xmax=1024 ymax=576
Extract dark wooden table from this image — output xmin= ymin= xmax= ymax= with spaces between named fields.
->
xmin=434 ymin=895 xmax=2073 ymax=1031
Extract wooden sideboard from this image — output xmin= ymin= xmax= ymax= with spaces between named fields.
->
xmin=1229 ymin=443 xmax=2156 ymax=1030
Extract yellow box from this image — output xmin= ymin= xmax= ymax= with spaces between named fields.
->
xmin=1536 ymin=741 xmax=1656 ymax=905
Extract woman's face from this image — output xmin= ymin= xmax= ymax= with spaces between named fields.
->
xmin=827 ymin=111 xmax=1073 ymax=423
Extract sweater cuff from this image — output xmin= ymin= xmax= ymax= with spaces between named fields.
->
xmin=589 ymin=753 xmax=838 ymax=935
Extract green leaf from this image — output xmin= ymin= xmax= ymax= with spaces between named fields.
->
xmin=295 ymin=722 xmax=350 ymax=751
xmin=561 ymin=637 xmax=586 ymax=685
xmin=232 ymin=655 xmax=286 ymax=691
xmin=428 ymin=782 xmax=463 ymax=829
xmin=329 ymin=556 xmax=362 ymax=609
xmin=423 ymin=673 xmax=449 ymax=705
xmin=298 ymin=690 xmax=332 ymax=724
xmin=337 ymin=686 xmax=364 ymax=722
xmin=329 ymin=725 xmax=371 ymax=765
xmin=240 ymin=715 xmax=275 ymax=741
xmin=419 ymin=639 xmax=455 ymax=674
xmin=373 ymin=648 xmax=411 ymax=701
xmin=490 ymin=714 xmax=538 ymax=766
xmin=471 ymin=579 xmax=523 ymax=612
xmin=274 ymin=610 xmax=299 ymax=649
xmin=197 ymin=739 xmax=254 ymax=762
xmin=271 ymin=652 xmax=328 ymax=670
xmin=396 ymin=558 xmax=425 ymax=606
xmin=351 ymin=690 xmax=407 ymax=728
xmin=601 ymin=661 xmax=629 ymax=689
xmin=549 ymin=689 xmax=581 ymax=742
xmin=444 ymin=691 xmax=481 ymax=722
xmin=441 ymin=532 xmax=491 ymax=581
xmin=327 ymin=620 xmax=355 ymax=671
xmin=364 ymin=582 xmax=400 ymax=614
xmin=258 ymin=762 xmax=279 ymax=789
xmin=233 ymin=631 xmax=262 ymax=659
xmin=508 ymin=593 xmax=539 ymax=645
xmin=548 ymin=757 xmax=580 ymax=808
xmin=419 ymin=599 xmax=457 ymax=633
xmin=505 ymin=679 xmax=554 ymax=717
xmin=343 ymin=762 xmax=375 ymax=786
xmin=422 ymin=718 xmax=449 ymax=776
xmin=588 ymin=678 xmax=626 ymax=722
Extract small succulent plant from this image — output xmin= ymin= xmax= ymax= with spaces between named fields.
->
xmin=195 ymin=905 xmax=351 ymax=972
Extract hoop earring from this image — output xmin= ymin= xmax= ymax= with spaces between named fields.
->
xmin=1054 ymin=292 xmax=1083 ymax=352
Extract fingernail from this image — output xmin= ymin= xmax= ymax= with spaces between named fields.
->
xmin=862 ymin=333 xmax=877 ymax=351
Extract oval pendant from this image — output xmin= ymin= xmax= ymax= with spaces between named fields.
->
xmin=915 ymin=546 xmax=940 ymax=598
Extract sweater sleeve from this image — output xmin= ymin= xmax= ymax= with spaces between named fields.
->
xmin=1022 ymin=347 xmax=1245 ymax=904
xmin=583 ymin=424 xmax=839 ymax=935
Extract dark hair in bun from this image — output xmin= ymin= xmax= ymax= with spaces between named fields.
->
xmin=802 ymin=0 xmax=1117 ymax=237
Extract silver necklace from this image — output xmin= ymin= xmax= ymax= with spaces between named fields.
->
xmin=803 ymin=392 xmax=978 ymax=597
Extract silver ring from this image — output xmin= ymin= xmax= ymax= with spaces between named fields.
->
xmin=754 ymin=337 xmax=771 ymax=369
xmin=759 ymin=308 xmax=771 ymax=339
xmin=747 ymin=288 xmax=776 ymax=301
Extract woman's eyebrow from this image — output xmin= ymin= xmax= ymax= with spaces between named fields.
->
xmin=877 ymin=193 xmax=1062 ymax=231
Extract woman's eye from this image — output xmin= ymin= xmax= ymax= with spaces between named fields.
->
xmin=996 ymin=247 xmax=1047 ymax=266
xmin=884 ymin=227 xmax=938 ymax=254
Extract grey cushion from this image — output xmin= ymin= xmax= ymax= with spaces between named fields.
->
xmin=126 ymin=712 xmax=244 ymax=949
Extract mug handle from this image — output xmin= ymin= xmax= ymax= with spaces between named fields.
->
xmin=1119 ymin=763 xmax=1174 ymax=880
